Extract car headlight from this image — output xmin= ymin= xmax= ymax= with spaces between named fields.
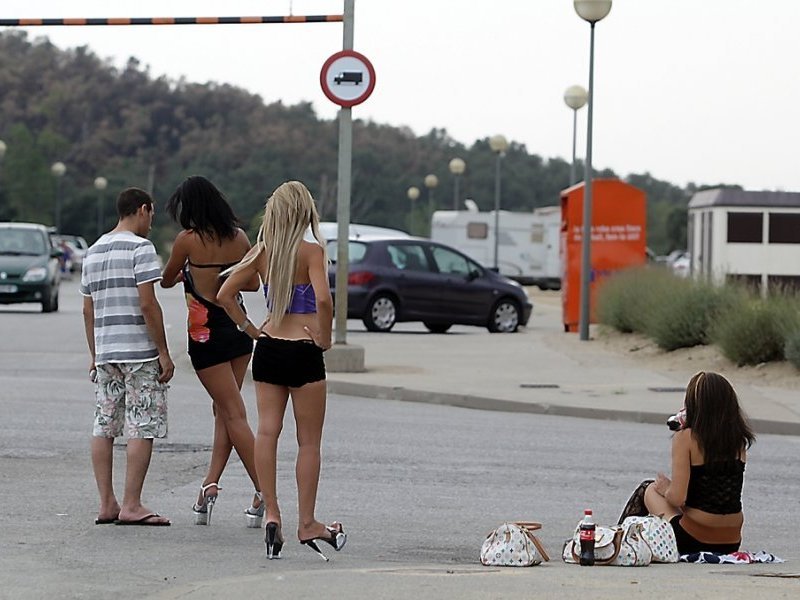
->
xmin=23 ymin=267 xmax=47 ymax=282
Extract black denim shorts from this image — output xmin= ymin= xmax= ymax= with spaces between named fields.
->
xmin=252 ymin=334 xmax=326 ymax=388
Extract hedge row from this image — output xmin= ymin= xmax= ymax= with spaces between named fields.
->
xmin=596 ymin=267 xmax=800 ymax=368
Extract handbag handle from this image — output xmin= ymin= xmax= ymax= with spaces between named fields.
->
xmin=570 ymin=528 xmax=624 ymax=566
xmin=513 ymin=521 xmax=542 ymax=531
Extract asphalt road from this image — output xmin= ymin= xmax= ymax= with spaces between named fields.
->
xmin=1 ymin=280 xmax=798 ymax=599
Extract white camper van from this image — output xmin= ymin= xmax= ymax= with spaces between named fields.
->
xmin=430 ymin=205 xmax=561 ymax=289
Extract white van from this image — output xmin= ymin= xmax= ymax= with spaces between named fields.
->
xmin=430 ymin=205 xmax=561 ymax=289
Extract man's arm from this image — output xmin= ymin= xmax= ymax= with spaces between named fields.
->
xmin=138 ymin=281 xmax=175 ymax=383
xmin=82 ymin=295 xmax=96 ymax=376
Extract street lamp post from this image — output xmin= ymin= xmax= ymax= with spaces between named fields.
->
xmin=574 ymin=0 xmax=612 ymax=341
xmin=0 ymin=140 xmax=7 ymax=194
xmin=51 ymin=161 xmax=67 ymax=232
xmin=94 ymin=176 xmax=108 ymax=239
xmin=563 ymin=85 xmax=588 ymax=186
xmin=407 ymin=186 xmax=420 ymax=234
xmin=448 ymin=157 xmax=466 ymax=210
xmin=489 ymin=134 xmax=509 ymax=270
xmin=424 ymin=174 xmax=438 ymax=236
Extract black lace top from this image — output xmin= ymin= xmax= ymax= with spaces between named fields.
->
xmin=685 ymin=460 xmax=745 ymax=514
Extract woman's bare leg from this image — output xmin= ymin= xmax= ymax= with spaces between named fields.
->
xmin=196 ymin=360 xmax=259 ymax=491
xmin=643 ymin=482 xmax=681 ymax=521
xmin=290 ymin=380 xmax=329 ymax=541
xmin=197 ymin=405 xmax=232 ymax=504
xmin=255 ymin=381 xmax=290 ymax=526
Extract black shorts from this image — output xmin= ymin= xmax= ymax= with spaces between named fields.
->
xmin=189 ymin=324 xmax=253 ymax=371
xmin=670 ymin=515 xmax=741 ymax=555
xmin=252 ymin=334 xmax=326 ymax=388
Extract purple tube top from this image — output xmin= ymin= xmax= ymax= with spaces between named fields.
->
xmin=263 ymin=283 xmax=317 ymax=314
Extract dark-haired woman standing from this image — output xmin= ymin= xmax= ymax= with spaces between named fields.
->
xmin=644 ymin=371 xmax=756 ymax=554
xmin=162 ymin=175 xmax=263 ymax=526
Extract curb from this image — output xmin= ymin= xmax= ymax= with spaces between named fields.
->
xmin=327 ymin=380 xmax=800 ymax=437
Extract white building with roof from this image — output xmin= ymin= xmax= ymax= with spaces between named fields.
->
xmin=687 ymin=188 xmax=800 ymax=292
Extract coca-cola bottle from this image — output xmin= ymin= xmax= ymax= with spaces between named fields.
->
xmin=579 ymin=509 xmax=596 ymax=566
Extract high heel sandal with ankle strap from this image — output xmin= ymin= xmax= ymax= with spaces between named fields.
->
xmin=300 ymin=522 xmax=347 ymax=562
xmin=245 ymin=491 xmax=264 ymax=528
xmin=192 ymin=482 xmax=221 ymax=526
xmin=265 ymin=521 xmax=284 ymax=559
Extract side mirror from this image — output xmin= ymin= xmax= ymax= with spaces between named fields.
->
xmin=51 ymin=249 xmax=64 ymax=258
xmin=466 ymin=269 xmax=481 ymax=281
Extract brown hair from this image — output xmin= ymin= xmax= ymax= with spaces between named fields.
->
xmin=117 ymin=187 xmax=153 ymax=218
xmin=684 ymin=371 xmax=755 ymax=465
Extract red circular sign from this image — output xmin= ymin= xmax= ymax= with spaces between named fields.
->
xmin=320 ymin=50 xmax=376 ymax=108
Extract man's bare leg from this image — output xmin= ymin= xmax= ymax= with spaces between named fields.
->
xmin=117 ymin=438 xmax=170 ymax=524
xmin=91 ymin=436 xmax=120 ymax=521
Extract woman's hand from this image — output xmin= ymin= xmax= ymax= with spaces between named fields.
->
xmin=303 ymin=325 xmax=332 ymax=350
xmin=655 ymin=472 xmax=671 ymax=497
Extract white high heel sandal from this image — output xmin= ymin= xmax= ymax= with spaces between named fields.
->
xmin=245 ymin=491 xmax=264 ymax=528
xmin=192 ymin=482 xmax=221 ymax=525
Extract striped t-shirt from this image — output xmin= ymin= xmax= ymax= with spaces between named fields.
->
xmin=80 ymin=230 xmax=162 ymax=365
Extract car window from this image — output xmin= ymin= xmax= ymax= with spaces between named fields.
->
xmin=0 ymin=229 xmax=47 ymax=255
xmin=430 ymin=246 xmax=475 ymax=276
xmin=326 ymin=240 xmax=367 ymax=264
xmin=386 ymin=244 xmax=431 ymax=272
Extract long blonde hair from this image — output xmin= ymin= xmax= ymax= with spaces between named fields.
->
xmin=231 ymin=181 xmax=326 ymax=327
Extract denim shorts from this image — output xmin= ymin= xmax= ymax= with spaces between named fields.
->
xmin=93 ymin=359 xmax=168 ymax=439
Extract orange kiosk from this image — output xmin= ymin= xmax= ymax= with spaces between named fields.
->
xmin=560 ymin=179 xmax=647 ymax=332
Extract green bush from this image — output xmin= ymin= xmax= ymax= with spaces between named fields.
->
xmin=712 ymin=294 xmax=800 ymax=366
xmin=645 ymin=279 xmax=734 ymax=351
xmin=596 ymin=267 xmax=675 ymax=334
xmin=785 ymin=328 xmax=800 ymax=370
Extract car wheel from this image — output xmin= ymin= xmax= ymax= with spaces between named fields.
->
xmin=42 ymin=287 xmax=58 ymax=313
xmin=363 ymin=294 xmax=397 ymax=332
xmin=424 ymin=322 xmax=452 ymax=334
xmin=487 ymin=298 xmax=520 ymax=333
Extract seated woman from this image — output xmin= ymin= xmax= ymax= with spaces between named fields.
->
xmin=643 ymin=371 xmax=755 ymax=554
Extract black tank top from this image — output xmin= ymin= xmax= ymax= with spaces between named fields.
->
xmin=685 ymin=460 xmax=745 ymax=514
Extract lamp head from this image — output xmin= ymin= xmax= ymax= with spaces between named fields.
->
xmin=51 ymin=161 xmax=66 ymax=177
xmin=0 ymin=140 xmax=6 ymax=159
xmin=94 ymin=176 xmax=108 ymax=191
xmin=448 ymin=157 xmax=466 ymax=175
xmin=574 ymin=0 xmax=612 ymax=23
xmin=424 ymin=174 xmax=439 ymax=189
xmin=489 ymin=134 xmax=509 ymax=154
xmin=407 ymin=186 xmax=420 ymax=201
xmin=564 ymin=85 xmax=588 ymax=110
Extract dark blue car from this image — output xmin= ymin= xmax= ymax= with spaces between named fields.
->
xmin=328 ymin=237 xmax=532 ymax=333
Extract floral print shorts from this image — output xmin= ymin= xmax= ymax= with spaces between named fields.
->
xmin=93 ymin=359 xmax=168 ymax=439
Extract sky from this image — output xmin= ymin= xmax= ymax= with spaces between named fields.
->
xmin=4 ymin=1 xmax=800 ymax=192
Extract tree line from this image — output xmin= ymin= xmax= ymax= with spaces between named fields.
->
xmin=0 ymin=31 xmax=736 ymax=254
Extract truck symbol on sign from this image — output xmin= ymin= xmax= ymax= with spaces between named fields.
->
xmin=334 ymin=71 xmax=363 ymax=85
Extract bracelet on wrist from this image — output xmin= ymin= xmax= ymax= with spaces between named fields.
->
xmin=236 ymin=318 xmax=253 ymax=333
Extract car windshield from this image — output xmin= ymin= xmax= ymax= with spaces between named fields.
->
xmin=326 ymin=240 xmax=368 ymax=264
xmin=0 ymin=228 xmax=47 ymax=255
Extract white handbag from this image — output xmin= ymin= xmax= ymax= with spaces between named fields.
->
xmin=480 ymin=522 xmax=550 ymax=567
xmin=622 ymin=515 xmax=679 ymax=563
xmin=562 ymin=520 xmax=652 ymax=567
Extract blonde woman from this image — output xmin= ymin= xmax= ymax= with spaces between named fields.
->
xmin=217 ymin=181 xmax=346 ymax=561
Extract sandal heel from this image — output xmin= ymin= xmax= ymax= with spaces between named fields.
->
xmin=192 ymin=482 xmax=220 ymax=526
xmin=245 ymin=491 xmax=264 ymax=529
xmin=265 ymin=521 xmax=283 ymax=559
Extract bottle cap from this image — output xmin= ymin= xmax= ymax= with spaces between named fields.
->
xmin=584 ymin=509 xmax=592 ymax=515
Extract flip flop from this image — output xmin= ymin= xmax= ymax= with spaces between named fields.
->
xmin=114 ymin=513 xmax=171 ymax=527
xmin=94 ymin=517 xmax=118 ymax=525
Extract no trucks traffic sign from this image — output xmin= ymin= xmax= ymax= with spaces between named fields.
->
xmin=320 ymin=49 xmax=375 ymax=108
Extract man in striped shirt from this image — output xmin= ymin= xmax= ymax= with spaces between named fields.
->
xmin=81 ymin=187 xmax=174 ymax=526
